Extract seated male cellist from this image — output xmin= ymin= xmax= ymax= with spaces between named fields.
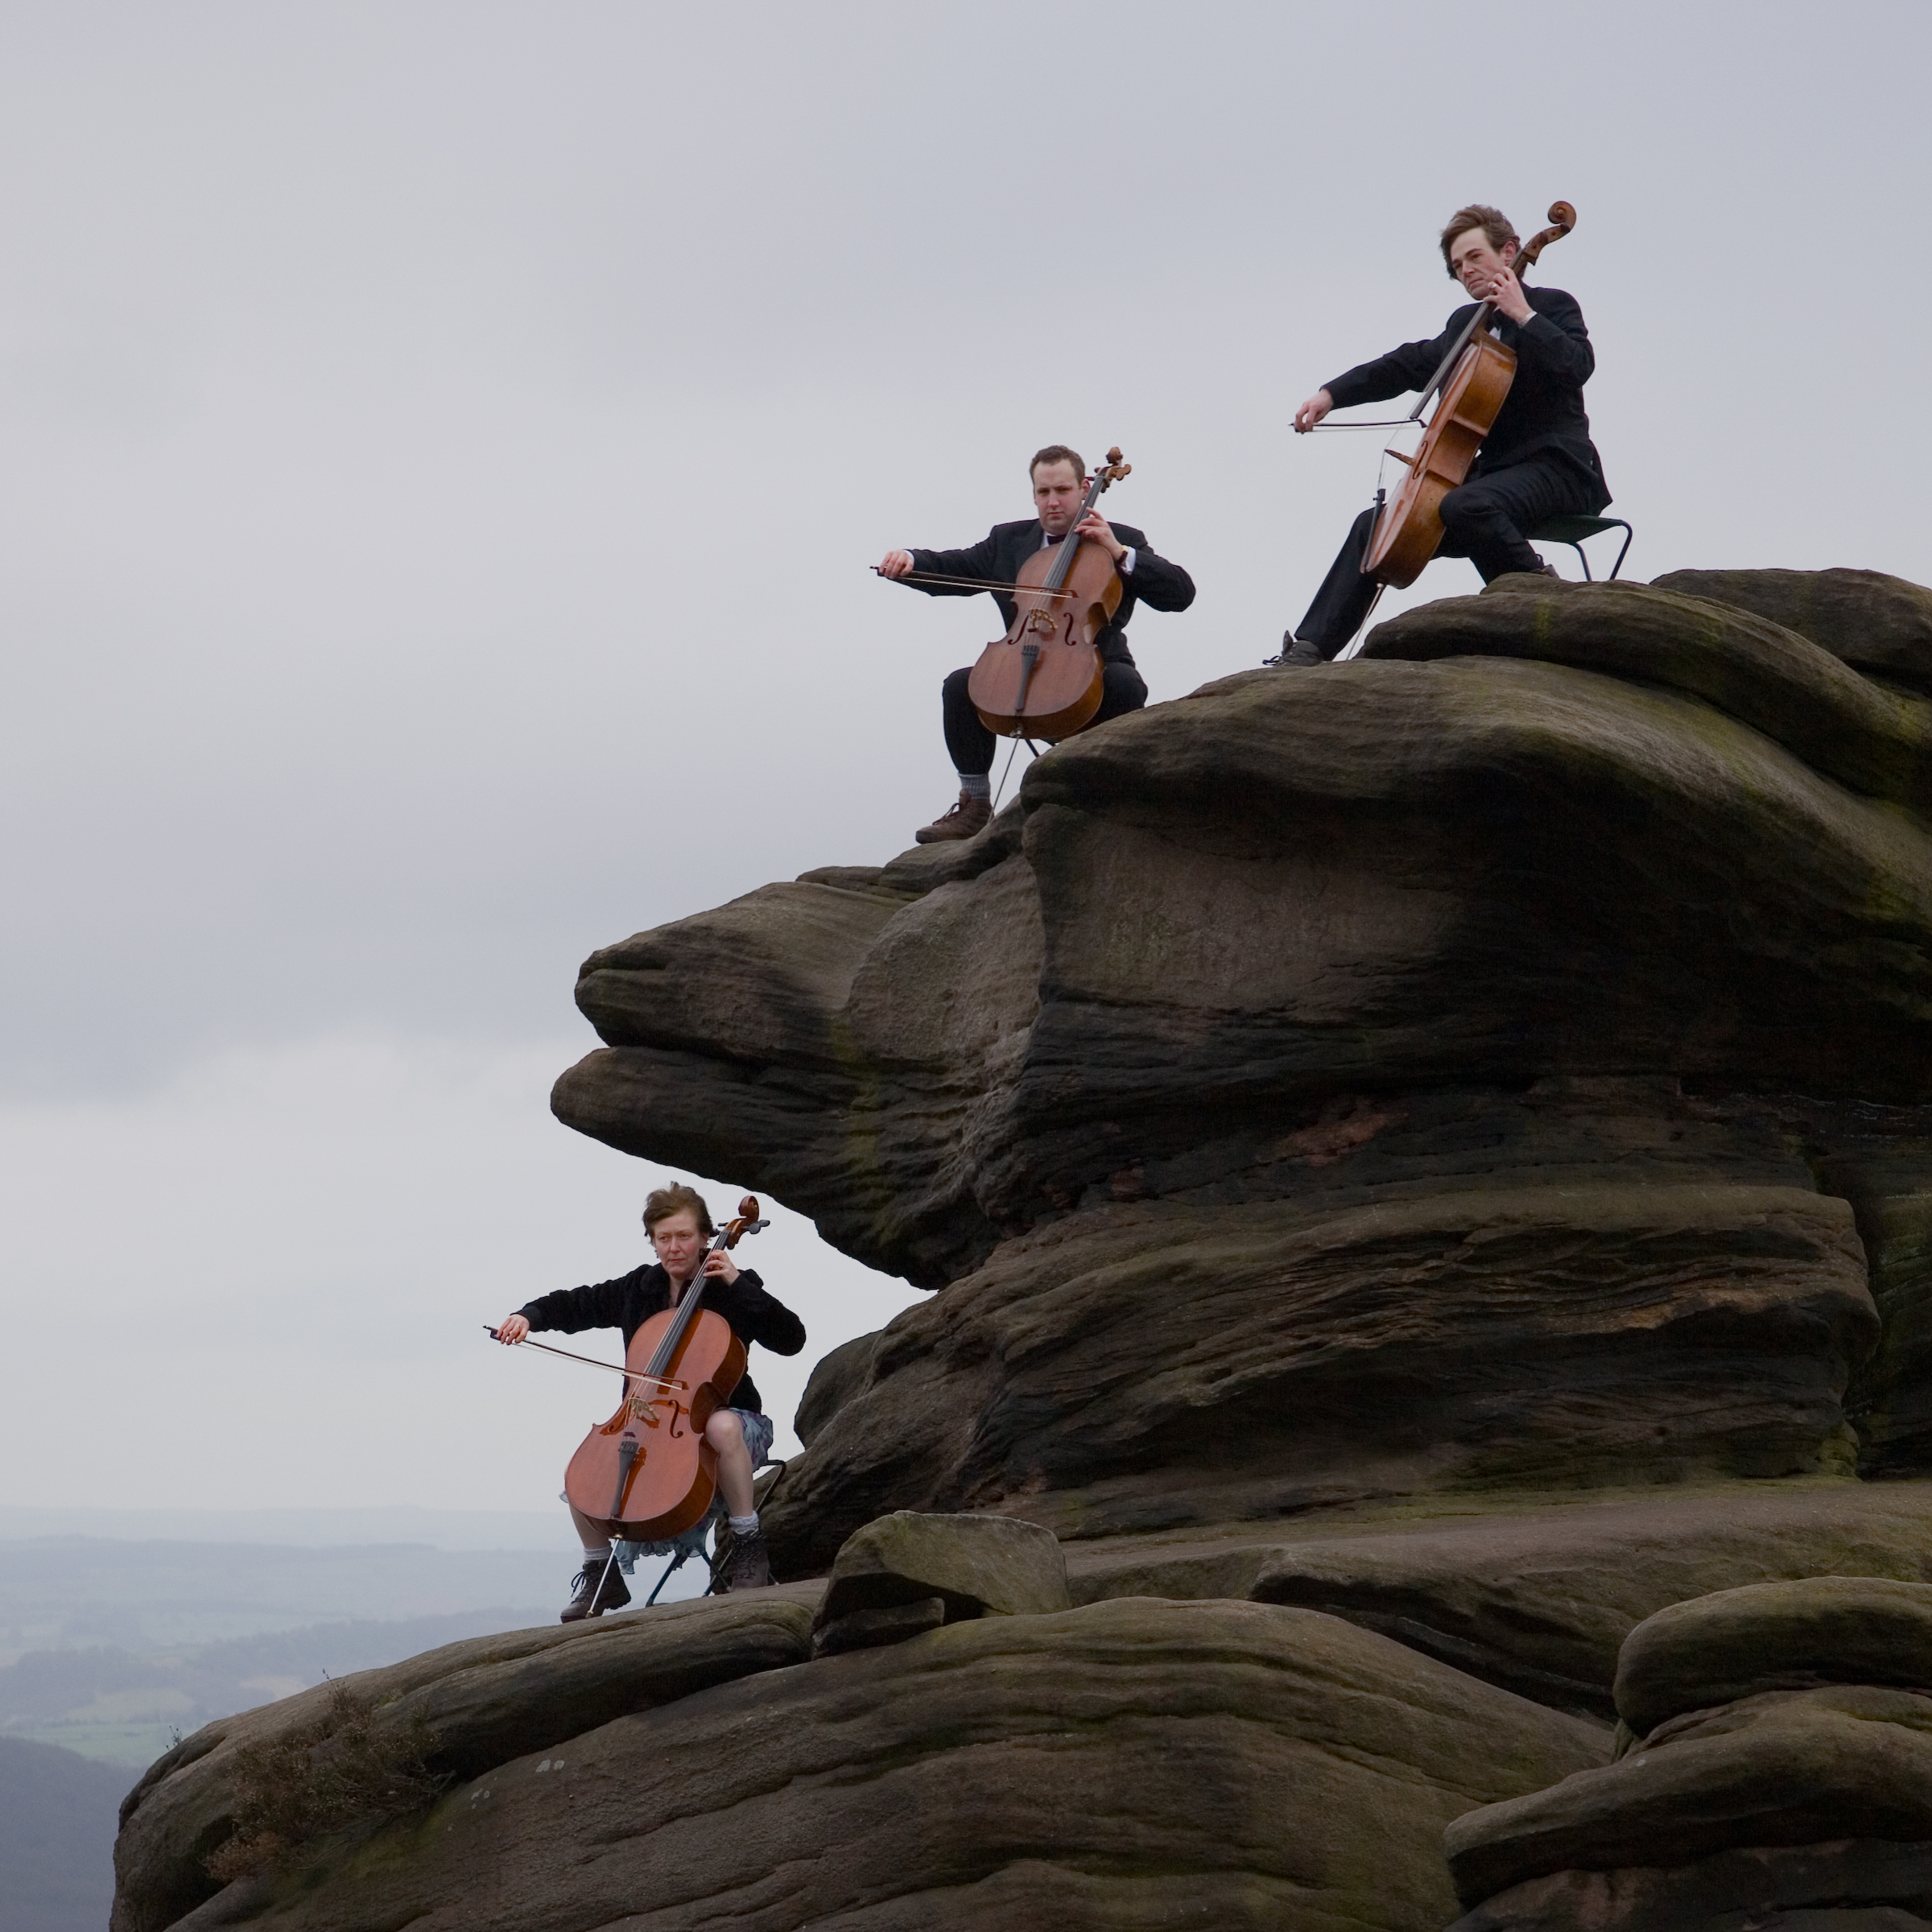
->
xmin=1281 ymin=204 xmax=1611 ymax=664
xmin=491 ymin=1181 xmax=805 ymax=1617
xmin=878 ymin=444 xmax=1196 ymax=843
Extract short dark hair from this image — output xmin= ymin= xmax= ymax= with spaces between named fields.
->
xmin=1030 ymin=444 xmax=1085 ymax=483
xmin=1439 ymin=204 xmax=1517 ymax=275
xmin=643 ymin=1182 xmax=712 ymax=1236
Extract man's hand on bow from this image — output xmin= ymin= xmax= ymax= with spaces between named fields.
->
xmin=1293 ymin=389 xmax=1334 ymax=434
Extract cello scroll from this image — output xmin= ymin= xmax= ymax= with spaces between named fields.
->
xmin=1514 ymin=202 xmax=1575 ymax=274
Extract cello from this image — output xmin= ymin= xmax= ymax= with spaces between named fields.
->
xmin=1360 ymin=202 xmax=1577 ymax=588
xmin=560 ymin=1195 xmax=769 ymax=1543
xmin=966 ymin=447 xmax=1133 ymax=742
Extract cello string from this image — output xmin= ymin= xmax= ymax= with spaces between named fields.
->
xmin=642 ymin=1210 xmax=766 ymax=1382
xmin=645 ymin=1235 xmax=725 ymax=1381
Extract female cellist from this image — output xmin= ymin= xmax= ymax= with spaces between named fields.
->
xmin=1280 ymin=200 xmax=1611 ymax=663
xmin=492 ymin=1182 xmax=805 ymax=1616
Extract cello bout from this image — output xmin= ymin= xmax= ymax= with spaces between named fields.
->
xmin=1362 ymin=333 xmax=1517 ymax=588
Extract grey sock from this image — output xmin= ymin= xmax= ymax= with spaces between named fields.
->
xmin=728 ymin=1513 xmax=760 ymax=1537
xmin=958 ymin=774 xmax=991 ymax=802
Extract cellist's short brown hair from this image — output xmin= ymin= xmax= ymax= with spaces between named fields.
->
xmin=1030 ymin=444 xmax=1086 ymax=482
xmin=1440 ymin=205 xmax=1517 ymax=274
xmin=643 ymin=1182 xmax=712 ymax=1236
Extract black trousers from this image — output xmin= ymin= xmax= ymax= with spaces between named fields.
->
xmin=1439 ymin=458 xmax=1598 ymax=579
xmin=1291 ymin=455 xmax=1601 ymax=661
xmin=941 ymin=660 xmax=1148 ymax=774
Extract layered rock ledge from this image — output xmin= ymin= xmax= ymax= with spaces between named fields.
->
xmin=1447 ymin=1574 xmax=1932 ymax=1927
xmin=117 ymin=568 xmax=1932 ymax=1931
xmin=553 ymin=568 xmax=1932 ymax=1562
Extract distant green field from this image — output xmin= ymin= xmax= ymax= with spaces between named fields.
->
xmin=0 ymin=1532 xmax=569 ymax=1658
xmin=12 ymin=1715 xmax=182 ymax=1769
xmin=0 ymin=1529 xmax=704 ymax=1769
xmin=0 ymin=1604 xmax=564 ymax=1770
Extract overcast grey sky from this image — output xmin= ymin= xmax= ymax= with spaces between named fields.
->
xmin=2 ymin=2 xmax=1926 ymax=1522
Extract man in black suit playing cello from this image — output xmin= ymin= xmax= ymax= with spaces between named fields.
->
xmin=879 ymin=444 xmax=1195 ymax=843
xmin=1282 ymin=204 xmax=1610 ymax=664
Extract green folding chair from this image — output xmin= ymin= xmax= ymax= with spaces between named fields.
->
xmin=1532 ymin=515 xmax=1633 ymax=582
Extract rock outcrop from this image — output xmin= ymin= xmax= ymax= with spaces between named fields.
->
xmin=551 ymin=569 xmax=1932 ymax=1564
xmin=123 ymin=1593 xmax=1605 ymax=1932
xmin=118 ymin=568 xmax=1932 ymax=1930
xmin=811 ymin=1507 xmax=1070 ymax=1654
xmin=766 ymin=1182 xmax=1874 ymax=1567
xmin=1651 ymin=565 xmax=1932 ymax=696
xmin=1447 ymin=1576 xmax=1932 ymax=1927
xmin=113 ymin=1592 xmax=819 ymax=1932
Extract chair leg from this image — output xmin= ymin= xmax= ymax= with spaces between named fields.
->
xmin=1609 ymin=524 xmax=1633 ymax=581
xmin=646 ymin=1548 xmax=690 ymax=1606
xmin=1550 ymin=539 xmax=1591 ymax=582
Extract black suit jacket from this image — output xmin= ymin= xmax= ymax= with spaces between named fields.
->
xmin=517 ymin=1265 xmax=803 ymax=1417
xmin=1325 ymin=286 xmax=1609 ymax=508
xmin=902 ymin=519 xmax=1195 ymax=667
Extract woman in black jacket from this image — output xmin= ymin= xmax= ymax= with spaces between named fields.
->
xmin=493 ymin=1181 xmax=805 ymax=1616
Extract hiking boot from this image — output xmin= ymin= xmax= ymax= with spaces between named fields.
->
xmin=721 ymin=1526 xmax=773 ymax=1591
xmin=914 ymin=791 xmax=992 ymax=844
xmin=1269 ymin=632 xmax=1326 ymax=668
xmin=560 ymin=1554 xmax=630 ymax=1622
